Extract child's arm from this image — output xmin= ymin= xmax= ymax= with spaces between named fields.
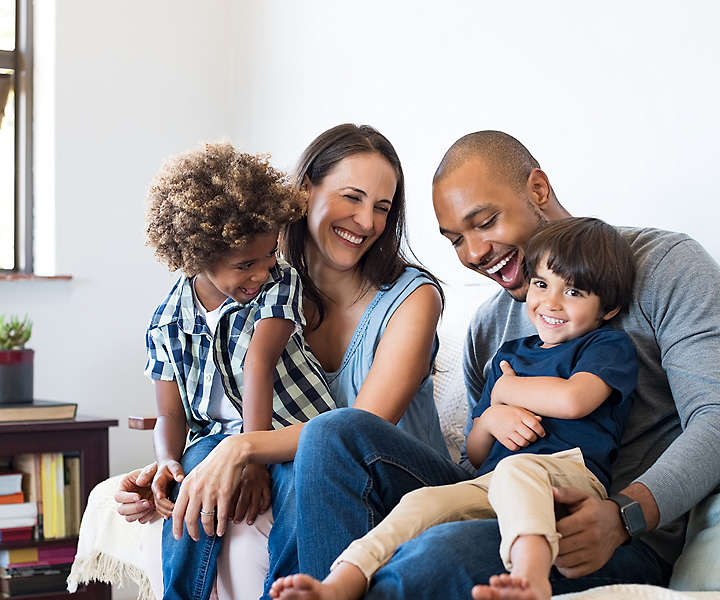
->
xmin=152 ymin=379 xmax=189 ymax=517
xmin=491 ymin=360 xmax=613 ymax=419
xmin=234 ymin=317 xmax=295 ymax=524
xmin=466 ymin=406 xmax=545 ymax=469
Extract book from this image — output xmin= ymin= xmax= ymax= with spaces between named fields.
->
xmin=10 ymin=454 xmax=42 ymax=538
xmin=0 ymin=503 xmax=36 ymax=520
xmin=0 ymin=527 xmax=33 ymax=542
xmin=0 ymin=473 xmax=22 ymax=496
xmin=63 ymin=454 xmax=81 ymax=536
xmin=0 ymin=517 xmax=35 ymax=529
xmin=0 ymin=548 xmax=36 ymax=568
xmin=53 ymin=454 xmax=66 ymax=538
xmin=1 ymin=564 xmax=72 ymax=596
xmin=0 ymin=400 xmax=77 ymax=423
xmin=0 ymin=493 xmax=23 ymax=505
xmin=1 ymin=543 xmax=76 ymax=568
xmin=40 ymin=454 xmax=54 ymax=539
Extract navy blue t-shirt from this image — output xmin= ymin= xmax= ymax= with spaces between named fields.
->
xmin=471 ymin=325 xmax=637 ymax=489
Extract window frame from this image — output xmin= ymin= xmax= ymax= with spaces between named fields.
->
xmin=1 ymin=0 xmax=33 ymax=274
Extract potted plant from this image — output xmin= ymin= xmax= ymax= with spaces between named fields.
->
xmin=0 ymin=315 xmax=34 ymax=404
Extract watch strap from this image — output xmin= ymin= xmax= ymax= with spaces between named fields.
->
xmin=608 ymin=493 xmax=647 ymax=541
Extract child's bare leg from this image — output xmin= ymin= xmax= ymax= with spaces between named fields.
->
xmin=269 ymin=562 xmax=367 ymax=600
xmin=471 ymin=535 xmax=552 ymax=600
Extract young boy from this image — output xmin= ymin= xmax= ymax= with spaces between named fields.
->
xmin=143 ymin=144 xmax=336 ymax=600
xmin=270 ymin=217 xmax=637 ymax=600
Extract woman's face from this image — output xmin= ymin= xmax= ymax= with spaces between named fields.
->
xmin=305 ymin=152 xmax=397 ymax=273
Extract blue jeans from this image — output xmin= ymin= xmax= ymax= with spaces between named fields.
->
xmin=162 ymin=433 xmax=228 ymax=600
xmin=162 ymin=433 xmax=295 ymax=600
xmin=272 ymin=408 xmax=672 ymax=600
xmin=262 ymin=407 xmax=471 ymax=597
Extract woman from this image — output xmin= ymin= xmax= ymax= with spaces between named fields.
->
xmin=116 ymin=124 xmax=451 ymax=599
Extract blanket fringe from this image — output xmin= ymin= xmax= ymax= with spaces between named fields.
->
xmin=68 ymin=550 xmax=155 ymax=600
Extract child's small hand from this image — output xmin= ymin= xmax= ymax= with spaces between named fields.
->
xmin=491 ymin=360 xmax=518 ymax=405
xmin=481 ymin=404 xmax=544 ymax=451
xmin=152 ymin=459 xmax=185 ymax=519
xmin=233 ymin=463 xmax=271 ymax=526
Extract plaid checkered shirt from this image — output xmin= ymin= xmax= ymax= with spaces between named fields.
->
xmin=145 ymin=258 xmax=336 ymax=444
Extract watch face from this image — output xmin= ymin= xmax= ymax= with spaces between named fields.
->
xmin=621 ymin=501 xmax=646 ymax=535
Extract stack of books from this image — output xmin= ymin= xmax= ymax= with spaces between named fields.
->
xmin=0 ymin=453 xmax=82 ymax=542
xmin=0 ymin=400 xmax=77 ymax=423
xmin=0 ymin=472 xmax=37 ymax=543
xmin=0 ymin=544 xmax=76 ymax=597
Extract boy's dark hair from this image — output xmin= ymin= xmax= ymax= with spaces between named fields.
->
xmin=524 ymin=217 xmax=636 ymax=314
xmin=146 ymin=143 xmax=306 ymax=276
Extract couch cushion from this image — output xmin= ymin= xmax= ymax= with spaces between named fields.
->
xmin=670 ymin=492 xmax=720 ymax=591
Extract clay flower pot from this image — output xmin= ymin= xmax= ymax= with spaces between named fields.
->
xmin=0 ymin=348 xmax=34 ymax=404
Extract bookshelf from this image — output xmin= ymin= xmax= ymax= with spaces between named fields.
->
xmin=0 ymin=416 xmax=118 ymax=600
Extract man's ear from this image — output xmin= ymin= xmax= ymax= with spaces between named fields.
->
xmin=527 ymin=168 xmax=552 ymax=212
xmin=602 ymin=306 xmax=621 ymax=321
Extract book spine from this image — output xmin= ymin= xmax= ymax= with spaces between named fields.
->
xmin=40 ymin=453 xmax=54 ymax=539
xmin=53 ymin=453 xmax=66 ymax=538
xmin=33 ymin=452 xmax=43 ymax=539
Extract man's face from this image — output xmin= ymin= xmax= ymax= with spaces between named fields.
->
xmin=433 ymin=159 xmax=547 ymax=301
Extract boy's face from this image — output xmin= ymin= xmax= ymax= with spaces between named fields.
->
xmin=205 ymin=231 xmax=279 ymax=304
xmin=526 ymin=257 xmax=620 ymax=348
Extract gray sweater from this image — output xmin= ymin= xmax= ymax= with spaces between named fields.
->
xmin=462 ymin=227 xmax=720 ymax=565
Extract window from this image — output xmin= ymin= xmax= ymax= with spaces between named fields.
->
xmin=0 ymin=0 xmax=32 ymax=272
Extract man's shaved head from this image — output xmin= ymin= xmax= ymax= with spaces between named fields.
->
xmin=433 ymin=131 xmax=542 ymax=192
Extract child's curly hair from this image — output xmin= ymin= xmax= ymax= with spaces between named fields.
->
xmin=146 ymin=143 xmax=306 ymax=276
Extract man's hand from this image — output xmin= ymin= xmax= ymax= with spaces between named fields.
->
xmin=490 ymin=360 xmax=518 ymax=406
xmin=553 ymin=486 xmax=628 ymax=578
xmin=481 ymin=404 xmax=545 ymax=450
xmin=152 ymin=459 xmax=185 ymax=519
xmin=114 ymin=463 xmax=159 ymax=524
xmin=233 ymin=463 xmax=272 ymax=525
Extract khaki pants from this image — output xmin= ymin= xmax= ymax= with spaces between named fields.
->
xmin=331 ymin=448 xmax=607 ymax=582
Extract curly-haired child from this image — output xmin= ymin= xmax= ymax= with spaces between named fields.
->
xmin=144 ymin=143 xmax=336 ymax=600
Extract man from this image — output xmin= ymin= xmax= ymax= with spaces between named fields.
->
xmin=426 ymin=131 xmax=720 ymax=597
xmin=285 ymin=131 xmax=720 ymax=599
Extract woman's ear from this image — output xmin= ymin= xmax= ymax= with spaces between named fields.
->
xmin=602 ymin=306 xmax=621 ymax=321
xmin=301 ymin=174 xmax=311 ymax=192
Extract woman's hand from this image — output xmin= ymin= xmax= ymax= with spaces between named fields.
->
xmin=172 ymin=435 xmax=251 ymax=540
xmin=233 ymin=463 xmax=272 ymax=525
xmin=480 ymin=404 xmax=545 ymax=451
xmin=114 ymin=463 xmax=159 ymax=523
xmin=151 ymin=459 xmax=185 ymax=519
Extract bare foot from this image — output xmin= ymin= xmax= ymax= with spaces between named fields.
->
xmin=471 ymin=573 xmax=552 ymax=600
xmin=269 ymin=574 xmax=343 ymax=600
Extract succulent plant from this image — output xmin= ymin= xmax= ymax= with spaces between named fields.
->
xmin=0 ymin=315 xmax=33 ymax=350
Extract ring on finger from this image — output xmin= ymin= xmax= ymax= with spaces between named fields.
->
xmin=200 ymin=508 xmax=216 ymax=517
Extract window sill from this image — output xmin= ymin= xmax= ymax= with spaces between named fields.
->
xmin=0 ymin=273 xmax=73 ymax=281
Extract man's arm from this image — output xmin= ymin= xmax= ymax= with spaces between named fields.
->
xmin=491 ymin=361 xmax=612 ymax=419
xmin=554 ymin=237 xmax=720 ymax=577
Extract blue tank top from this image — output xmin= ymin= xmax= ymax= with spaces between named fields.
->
xmin=324 ymin=267 xmax=449 ymax=458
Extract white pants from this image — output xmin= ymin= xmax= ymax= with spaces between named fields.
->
xmin=332 ymin=448 xmax=607 ymax=581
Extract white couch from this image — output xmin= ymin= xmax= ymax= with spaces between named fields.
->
xmin=68 ymin=314 xmax=720 ymax=600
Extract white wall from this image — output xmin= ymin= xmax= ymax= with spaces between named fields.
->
xmin=1 ymin=0 xmax=719 ymax=478
xmin=1 ymin=0 xmax=237 ymax=476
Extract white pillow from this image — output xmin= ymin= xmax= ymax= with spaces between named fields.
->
xmin=670 ymin=492 xmax=720 ymax=591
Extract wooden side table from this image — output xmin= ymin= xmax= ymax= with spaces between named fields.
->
xmin=0 ymin=415 xmax=118 ymax=600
